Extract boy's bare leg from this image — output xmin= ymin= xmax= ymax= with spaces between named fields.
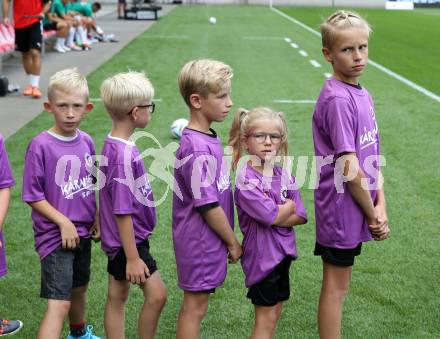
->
xmin=104 ymin=275 xmax=130 ymax=339
xmin=37 ymin=299 xmax=70 ymax=339
xmin=251 ymin=303 xmax=282 ymax=339
xmin=138 ymin=271 xmax=167 ymax=339
xmin=318 ymin=262 xmax=352 ymax=339
xmin=69 ymin=284 xmax=88 ymax=327
xmin=176 ymin=291 xmax=210 ymax=339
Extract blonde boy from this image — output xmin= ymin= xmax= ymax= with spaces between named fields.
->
xmin=173 ymin=59 xmax=242 ymax=339
xmin=313 ymin=11 xmax=390 ymax=339
xmin=22 ymin=68 xmax=101 ymax=339
xmin=99 ymin=71 xmax=167 ymax=339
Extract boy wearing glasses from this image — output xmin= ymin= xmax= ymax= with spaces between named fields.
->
xmin=99 ymin=71 xmax=166 ymax=339
xmin=22 ymin=68 xmax=101 ymax=339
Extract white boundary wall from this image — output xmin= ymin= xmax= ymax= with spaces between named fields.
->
xmin=100 ymin=0 xmax=386 ymax=7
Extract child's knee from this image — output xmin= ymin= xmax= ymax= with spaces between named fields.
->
xmin=48 ymin=299 xmax=71 ymax=317
xmin=108 ymin=286 xmax=130 ymax=304
xmin=182 ymin=300 xmax=208 ymax=319
xmin=148 ymin=290 xmax=167 ymax=310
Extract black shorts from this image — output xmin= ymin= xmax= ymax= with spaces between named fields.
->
xmin=247 ymin=256 xmax=292 ymax=307
xmin=107 ymin=239 xmax=158 ymax=281
xmin=314 ymin=242 xmax=362 ymax=267
xmin=15 ymin=21 xmax=43 ymax=53
xmin=40 ymin=238 xmax=91 ymax=300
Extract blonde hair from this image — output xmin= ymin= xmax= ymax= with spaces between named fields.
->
xmin=48 ymin=68 xmax=89 ymax=101
xmin=178 ymin=59 xmax=233 ymax=107
xmin=100 ymin=71 xmax=154 ymax=120
xmin=229 ymin=107 xmax=288 ymax=170
xmin=321 ymin=10 xmax=372 ymax=49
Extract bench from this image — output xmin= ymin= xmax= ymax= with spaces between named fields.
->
xmin=0 ymin=23 xmax=57 ymax=72
xmin=124 ymin=6 xmax=162 ymax=20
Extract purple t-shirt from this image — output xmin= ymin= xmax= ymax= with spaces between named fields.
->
xmin=312 ymin=77 xmax=381 ymax=248
xmin=99 ymin=136 xmax=156 ymax=260
xmin=235 ymin=164 xmax=307 ymax=287
xmin=22 ymin=130 xmax=97 ymax=260
xmin=172 ymin=128 xmax=234 ymax=291
xmin=0 ymin=134 xmax=15 ymax=278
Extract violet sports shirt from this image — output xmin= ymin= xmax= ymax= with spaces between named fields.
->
xmin=172 ymin=128 xmax=234 ymax=291
xmin=0 ymin=134 xmax=15 ymax=278
xmin=312 ymin=77 xmax=381 ymax=248
xmin=22 ymin=131 xmax=97 ymax=260
xmin=99 ymin=136 xmax=156 ymax=260
xmin=235 ymin=164 xmax=307 ymax=287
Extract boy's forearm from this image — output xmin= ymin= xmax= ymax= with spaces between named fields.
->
xmin=115 ymin=214 xmax=139 ymax=260
xmin=0 ymin=188 xmax=11 ymax=230
xmin=375 ymin=186 xmax=386 ymax=207
xmin=28 ymin=199 xmax=69 ymax=225
xmin=202 ymin=206 xmax=237 ymax=246
xmin=276 ymin=215 xmax=306 ymax=228
xmin=346 ymin=171 xmax=376 ymax=222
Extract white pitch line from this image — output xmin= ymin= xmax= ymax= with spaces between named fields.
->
xmin=284 ymin=37 xmax=291 ymax=43
xmin=310 ymin=60 xmax=321 ymax=68
xmin=290 ymin=42 xmax=298 ymax=48
xmin=324 ymin=73 xmax=332 ymax=78
xmin=274 ymin=99 xmax=316 ymax=104
xmin=299 ymin=50 xmax=308 ymax=57
xmin=270 ymin=6 xmax=440 ymax=104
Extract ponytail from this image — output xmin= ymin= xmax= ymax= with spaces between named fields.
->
xmin=228 ymin=108 xmax=248 ymax=170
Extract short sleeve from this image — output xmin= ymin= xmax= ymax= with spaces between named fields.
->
xmin=22 ymin=149 xmax=46 ymax=202
xmin=0 ymin=140 xmax=15 ymax=189
xmin=324 ymin=97 xmax=357 ymax=155
xmin=181 ymin=152 xmax=219 ymax=208
xmin=236 ymin=180 xmax=278 ymax=227
xmin=108 ymin=163 xmax=136 ymax=215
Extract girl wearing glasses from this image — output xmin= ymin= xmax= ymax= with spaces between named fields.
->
xmin=229 ymin=107 xmax=307 ymax=339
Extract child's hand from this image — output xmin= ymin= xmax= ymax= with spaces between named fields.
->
xmin=227 ymin=240 xmax=242 ymax=264
xmin=59 ymin=218 xmax=80 ymax=249
xmin=369 ymin=205 xmax=390 ymax=241
xmin=90 ymin=218 xmax=101 ymax=242
xmin=285 ymin=199 xmax=296 ymax=215
xmin=126 ymin=258 xmax=150 ymax=284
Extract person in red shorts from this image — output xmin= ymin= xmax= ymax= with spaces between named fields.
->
xmin=2 ymin=0 xmax=50 ymax=98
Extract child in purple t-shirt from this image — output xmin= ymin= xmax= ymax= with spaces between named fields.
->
xmin=229 ymin=107 xmax=307 ymax=338
xmin=99 ymin=71 xmax=166 ymax=339
xmin=0 ymin=134 xmax=23 ymax=336
xmin=313 ymin=11 xmax=390 ymax=338
xmin=173 ymin=59 xmax=242 ymax=339
xmin=22 ymin=69 xmax=101 ymax=339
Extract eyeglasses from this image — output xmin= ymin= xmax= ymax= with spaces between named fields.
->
xmin=127 ymin=102 xmax=155 ymax=115
xmin=249 ymin=133 xmax=283 ymax=144
xmin=327 ymin=12 xmax=359 ymax=24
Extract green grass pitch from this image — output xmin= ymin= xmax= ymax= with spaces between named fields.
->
xmin=1 ymin=5 xmax=439 ymax=338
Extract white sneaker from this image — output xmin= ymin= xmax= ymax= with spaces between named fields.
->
xmin=63 ymin=45 xmax=71 ymax=52
xmin=54 ymin=44 xmax=66 ymax=53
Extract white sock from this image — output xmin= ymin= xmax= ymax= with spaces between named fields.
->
xmin=67 ymin=27 xmax=75 ymax=46
xmin=28 ymin=74 xmax=33 ymax=87
xmin=78 ymin=26 xmax=88 ymax=45
xmin=56 ymin=37 xmax=66 ymax=48
xmin=30 ymin=75 xmax=40 ymax=88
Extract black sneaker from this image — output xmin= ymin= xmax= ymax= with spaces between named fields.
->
xmin=0 ymin=319 xmax=23 ymax=336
